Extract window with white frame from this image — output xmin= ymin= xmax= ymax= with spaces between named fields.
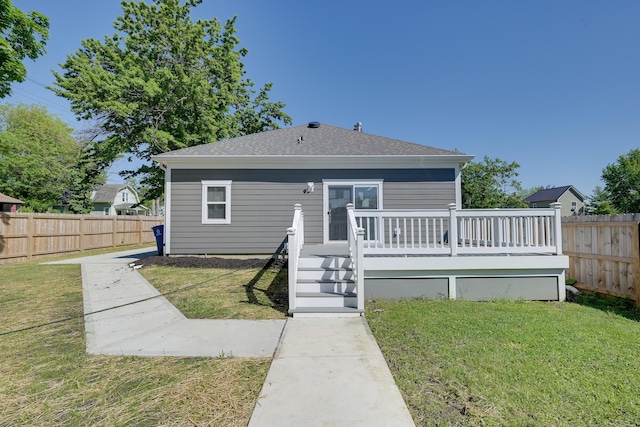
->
xmin=202 ymin=181 xmax=231 ymax=224
xmin=571 ymin=201 xmax=577 ymax=211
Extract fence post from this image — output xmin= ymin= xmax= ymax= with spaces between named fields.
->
xmin=112 ymin=216 xmax=117 ymax=247
xmin=634 ymin=222 xmax=640 ymax=307
xmin=79 ymin=216 xmax=85 ymax=252
xmin=26 ymin=214 xmax=33 ymax=261
xmin=448 ymin=203 xmax=458 ymax=256
xmin=550 ymin=203 xmax=562 ymax=255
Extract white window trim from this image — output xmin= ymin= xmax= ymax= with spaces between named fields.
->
xmin=201 ymin=180 xmax=232 ymax=224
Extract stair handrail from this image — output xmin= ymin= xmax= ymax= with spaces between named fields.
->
xmin=346 ymin=204 xmax=365 ymax=311
xmin=287 ymin=204 xmax=304 ymax=312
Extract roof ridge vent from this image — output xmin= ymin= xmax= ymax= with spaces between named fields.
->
xmin=308 ymin=121 xmax=320 ymax=128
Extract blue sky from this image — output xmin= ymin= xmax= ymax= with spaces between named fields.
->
xmin=8 ymin=0 xmax=640 ymax=197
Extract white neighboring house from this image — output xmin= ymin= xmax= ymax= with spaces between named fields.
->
xmin=524 ymin=185 xmax=586 ymax=217
xmin=90 ymin=184 xmax=148 ymax=216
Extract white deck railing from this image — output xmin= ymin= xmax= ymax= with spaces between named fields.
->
xmin=287 ymin=204 xmax=304 ymax=311
xmin=346 ymin=204 xmax=365 ymax=311
xmin=352 ymin=203 xmax=563 ymax=256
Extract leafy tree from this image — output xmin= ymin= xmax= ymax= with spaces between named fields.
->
xmin=585 ymin=185 xmax=619 ymax=215
xmin=601 ymin=149 xmax=640 ymax=213
xmin=60 ymin=120 xmax=112 ymax=214
xmin=0 ymin=0 xmax=49 ymax=97
xmin=0 ymin=103 xmax=81 ymax=212
xmin=461 ymin=156 xmax=527 ymax=208
xmin=51 ymin=0 xmax=291 ymax=200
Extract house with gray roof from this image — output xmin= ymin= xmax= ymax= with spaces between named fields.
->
xmin=153 ymin=122 xmax=472 ymax=255
xmin=153 ymin=122 xmax=569 ymax=316
xmin=90 ymin=184 xmax=146 ymax=216
xmin=0 ymin=192 xmax=23 ymax=213
xmin=524 ymin=185 xmax=585 ymax=216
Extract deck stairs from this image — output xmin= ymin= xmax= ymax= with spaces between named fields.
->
xmin=289 ymin=244 xmax=364 ymax=318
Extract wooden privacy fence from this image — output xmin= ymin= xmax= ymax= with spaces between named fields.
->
xmin=562 ymin=214 xmax=640 ymax=305
xmin=0 ymin=213 xmax=163 ymax=265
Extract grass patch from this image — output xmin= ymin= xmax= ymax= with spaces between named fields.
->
xmin=0 ymin=260 xmax=269 ymax=426
xmin=367 ymin=299 xmax=640 ymax=426
xmin=575 ymin=290 xmax=640 ymax=322
xmin=139 ymin=262 xmax=288 ymax=319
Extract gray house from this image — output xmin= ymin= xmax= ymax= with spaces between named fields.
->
xmin=524 ymin=185 xmax=586 ymax=216
xmin=154 ymin=122 xmax=569 ymax=316
xmin=153 ymin=122 xmax=471 ymax=255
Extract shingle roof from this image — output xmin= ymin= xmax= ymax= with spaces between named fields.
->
xmin=524 ymin=186 xmax=584 ymax=203
xmin=155 ymin=123 xmax=465 ymax=157
xmin=92 ymin=184 xmax=129 ymax=203
xmin=0 ymin=192 xmax=23 ymax=204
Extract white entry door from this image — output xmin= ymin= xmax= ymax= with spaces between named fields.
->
xmin=323 ymin=180 xmax=382 ymax=243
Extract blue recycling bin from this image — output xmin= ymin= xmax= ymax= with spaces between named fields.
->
xmin=152 ymin=225 xmax=164 ymax=256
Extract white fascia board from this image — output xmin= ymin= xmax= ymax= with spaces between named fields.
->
xmin=150 ymin=154 xmax=475 ymax=170
xmin=364 ymin=255 xmax=570 ymax=272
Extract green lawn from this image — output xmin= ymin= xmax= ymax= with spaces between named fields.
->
xmin=0 ymin=252 xmax=269 ymax=426
xmin=139 ymin=263 xmax=288 ymax=319
xmin=4 ymin=248 xmax=640 ymax=426
xmin=366 ymin=298 xmax=640 ymax=426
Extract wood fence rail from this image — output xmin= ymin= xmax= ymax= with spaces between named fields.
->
xmin=0 ymin=213 xmax=163 ymax=265
xmin=562 ymin=214 xmax=640 ymax=305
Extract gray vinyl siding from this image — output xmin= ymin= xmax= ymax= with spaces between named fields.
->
xmin=169 ymin=168 xmax=456 ymax=255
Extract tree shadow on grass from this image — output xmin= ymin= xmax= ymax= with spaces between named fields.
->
xmin=243 ymin=257 xmax=288 ymax=315
xmin=574 ymin=291 xmax=640 ymax=322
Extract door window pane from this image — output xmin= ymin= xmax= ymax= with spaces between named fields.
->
xmin=354 ymin=186 xmax=378 ymax=210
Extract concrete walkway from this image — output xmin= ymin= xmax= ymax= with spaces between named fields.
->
xmin=249 ymin=317 xmax=415 ymax=426
xmin=45 ymin=247 xmax=415 ymax=425
xmin=45 ymin=247 xmax=285 ymax=358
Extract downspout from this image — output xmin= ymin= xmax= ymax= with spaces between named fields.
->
xmin=155 ymin=161 xmax=170 ymax=256
xmin=456 ymin=161 xmax=470 ymax=209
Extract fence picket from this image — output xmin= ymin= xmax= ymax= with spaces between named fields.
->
xmin=562 ymin=215 xmax=640 ymax=305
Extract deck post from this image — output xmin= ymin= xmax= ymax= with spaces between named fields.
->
xmin=557 ymin=270 xmax=566 ymax=302
xmin=287 ymin=227 xmax=297 ymax=312
xmin=448 ymin=203 xmax=458 ymax=256
xmin=294 ymin=204 xmax=304 ymax=248
xmin=448 ymin=276 xmax=457 ymax=299
xmin=550 ymin=202 xmax=563 ymax=255
xmin=287 ymin=204 xmax=304 ymax=313
xmin=356 ymin=227 xmax=365 ymax=311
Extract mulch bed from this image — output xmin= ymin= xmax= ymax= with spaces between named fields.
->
xmin=134 ymin=255 xmax=283 ymax=269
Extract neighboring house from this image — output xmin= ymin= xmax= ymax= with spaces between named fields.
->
xmin=524 ymin=185 xmax=586 ymax=216
xmin=153 ymin=122 xmax=569 ymax=316
xmin=0 ymin=192 xmax=23 ymax=213
xmin=91 ymin=184 xmax=147 ymax=216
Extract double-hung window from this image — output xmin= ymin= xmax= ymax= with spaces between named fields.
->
xmin=202 ymin=181 xmax=232 ymax=224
